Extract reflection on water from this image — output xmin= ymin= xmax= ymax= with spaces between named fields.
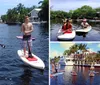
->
xmin=50 ymin=23 xmax=100 ymax=41
xmin=50 ymin=66 xmax=100 ymax=85
xmin=20 ymin=66 xmax=45 ymax=85
xmin=72 ymin=76 xmax=77 ymax=85
xmin=20 ymin=68 xmax=32 ymax=85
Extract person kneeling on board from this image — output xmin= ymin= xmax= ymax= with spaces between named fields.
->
xmin=62 ymin=19 xmax=72 ymax=34
xmin=21 ymin=16 xmax=34 ymax=58
xmin=81 ymin=19 xmax=89 ymax=28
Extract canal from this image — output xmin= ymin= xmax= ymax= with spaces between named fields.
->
xmin=0 ymin=23 xmax=48 ymax=85
xmin=51 ymin=66 xmax=100 ymax=85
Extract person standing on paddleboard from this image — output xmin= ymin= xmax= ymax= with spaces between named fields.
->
xmin=21 ymin=16 xmax=33 ymax=57
xmin=54 ymin=63 xmax=59 ymax=73
xmin=81 ymin=19 xmax=89 ymax=28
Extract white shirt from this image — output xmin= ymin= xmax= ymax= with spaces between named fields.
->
xmin=81 ymin=22 xmax=89 ymax=27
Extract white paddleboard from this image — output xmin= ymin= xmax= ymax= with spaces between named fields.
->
xmin=57 ymin=29 xmax=76 ymax=40
xmin=76 ymin=26 xmax=92 ymax=33
xmin=51 ymin=72 xmax=64 ymax=77
xmin=16 ymin=36 xmax=35 ymax=40
xmin=17 ymin=50 xmax=45 ymax=70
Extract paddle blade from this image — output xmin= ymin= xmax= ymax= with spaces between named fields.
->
xmin=2 ymin=45 xmax=5 ymax=48
xmin=0 ymin=44 xmax=5 ymax=48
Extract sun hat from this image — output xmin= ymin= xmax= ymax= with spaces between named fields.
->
xmin=83 ymin=19 xmax=87 ymax=22
xmin=62 ymin=19 xmax=67 ymax=22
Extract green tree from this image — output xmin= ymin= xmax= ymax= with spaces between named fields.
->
xmin=16 ymin=3 xmax=30 ymax=23
xmin=7 ymin=8 xmax=18 ymax=22
xmin=63 ymin=50 xmax=70 ymax=55
xmin=38 ymin=0 xmax=49 ymax=22
xmin=1 ymin=15 xmax=7 ymax=22
xmin=1 ymin=3 xmax=35 ymax=23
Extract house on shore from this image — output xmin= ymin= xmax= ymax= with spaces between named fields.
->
xmin=29 ymin=8 xmax=41 ymax=24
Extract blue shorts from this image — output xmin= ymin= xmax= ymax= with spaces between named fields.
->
xmin=22 ymin=35 xmax=32 ymax=48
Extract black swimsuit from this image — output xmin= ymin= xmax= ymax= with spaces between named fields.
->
xmin=23 ymin=35 xmax=31 ymax=41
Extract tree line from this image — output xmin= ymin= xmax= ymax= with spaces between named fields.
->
xmin=51 ymin=5 xmax=100 ymax=21
xmin=63 ymin=44 xmax=100 ymax=64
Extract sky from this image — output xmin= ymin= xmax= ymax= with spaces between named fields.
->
xmin=50 ymin=0 xmax=100 ymax=12
xmin=50 ymin=42 xmax=100 ymax=58
xmin=0 ymin=0 xmax=42 ymax=16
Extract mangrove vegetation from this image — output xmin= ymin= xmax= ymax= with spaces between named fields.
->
xmin=51 ymin=5 xmax=100 ymax=22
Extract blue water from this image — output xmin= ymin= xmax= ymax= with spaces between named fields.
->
xmin=50 ymin=66 xmax=100 ymax=85
xmin=0 ymin=23 xmax=48 ymax=85
xmin=50 ymin=23 xmax=100 ymax=41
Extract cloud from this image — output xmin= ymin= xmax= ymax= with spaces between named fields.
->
xmin=60 ymin=42 xmax=75 ymax=50
xmin=97 ymin=44 xmax=100 ymax=48
xmin=50 ymin=50 xmax=62 ymax=59
xmin=87 ymin=42 xmax=93 ymax=45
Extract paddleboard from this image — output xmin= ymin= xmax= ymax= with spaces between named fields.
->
xmin=89 ymin=71 xmax=99 ymax=74
xmin=76 ymin=26 xmax=92 ymax=33
xmin=16 ymin=36 xmax=35 ymax=40
xmin=57 ymin=29 xmax=76 ymax=40
xmin=50 ymin=72 xmax=64 ymax=77
xmin=17 ymin=50 xmax=45 ymax=70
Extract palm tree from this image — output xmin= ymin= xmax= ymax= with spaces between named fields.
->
xmin=69 ymin=44 xmax=79 ymax=64
xmin=63 ymin=50 xmax=70 ymax=56
xmin=38 ymin=1 xmax=43 ymax=4
xmin=78 ymin=44 xmax=87 ymax=65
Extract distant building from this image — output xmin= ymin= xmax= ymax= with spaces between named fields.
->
xmin=0 ymin=17 xmax=2 ymax=23
xmin=29 ymin=8 xmax=41 ymax=22
xmin=83 ymin=49 xmax=96 ymax=55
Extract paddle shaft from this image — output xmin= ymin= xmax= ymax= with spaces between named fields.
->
xmin=27 ymin=40 xmax=33 ymax=58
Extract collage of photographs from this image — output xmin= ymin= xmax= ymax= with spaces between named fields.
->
xmin=0 ymin=0 xmax=100 ymax=85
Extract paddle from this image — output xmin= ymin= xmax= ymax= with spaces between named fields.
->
xmin=0 ymin=44 xmax=5 ymax=48
xmin=27 ymin=40 xmax=33 ymax=58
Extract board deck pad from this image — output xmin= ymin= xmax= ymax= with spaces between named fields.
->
xmin=27 ymin=57 xmax=37 ymax=61
xmin=63 ymin=31 xmax=72 ymax=34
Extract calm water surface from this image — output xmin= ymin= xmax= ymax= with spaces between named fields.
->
xmin=0 ymin=23 xmax=48 ymax=85
xmin=51 ymin=66 xmax=100 ymax=85
xmin=50 ymin=23 xmax=100 ymax=41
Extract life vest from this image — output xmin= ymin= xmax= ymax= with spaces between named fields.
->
xmin=62 ymin=23 xmax=72 ymax=33
xmin=62 ymin=24 xmax=66 ymax=30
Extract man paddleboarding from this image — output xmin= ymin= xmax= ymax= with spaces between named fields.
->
xmin=21 ymin=16 xmax=33 ymax=58
xmin=81 ymin=19 xmax=89 ymax=28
